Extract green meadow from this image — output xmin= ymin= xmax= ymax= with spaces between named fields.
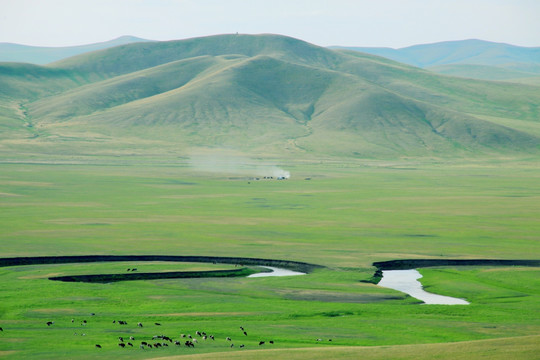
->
xmin=1 ymin=159 xmax=539 ymax=359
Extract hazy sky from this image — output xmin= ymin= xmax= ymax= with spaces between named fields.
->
xmin=1 ymin=0 xmax=539 ymax=48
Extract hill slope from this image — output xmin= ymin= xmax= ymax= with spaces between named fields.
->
xmin=0 ymin=36 xmax=152 ymax=65
xmin=2 ymin=34 xmax=540 ymax=159
xmin=334 ymin=39 xmax=540 ymax=81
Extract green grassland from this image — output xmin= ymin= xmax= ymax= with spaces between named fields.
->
xmin=1 ymin=34 xmax=539 ymax=358
xmin=0 ymin=160 xmax=539 ymax=359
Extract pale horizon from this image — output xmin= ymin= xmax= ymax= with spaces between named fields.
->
xmin=1 ymin=0 xmax=539 ymax=49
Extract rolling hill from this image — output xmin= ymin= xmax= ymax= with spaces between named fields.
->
xmin=334 ymin=39 xmax=540 ymax=81
xmin=1 ymin=34 xmax=540 ymax=160
xmin=0 ymin=36 xmax=152 ymax=65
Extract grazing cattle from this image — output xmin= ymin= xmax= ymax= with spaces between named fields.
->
xmin=269 ymin=340 xmax=274 ymax=344
xmin=0 ymin=327 xmax=3 ymax=331
xmin=316 ymin=338 xmax=322 ymax=341
xmin=141 ymin=341 xmax=148 ymax=346
xmin=209 ymin=335 xmax=215 ymax=340
xmin=185 ymin=341 xmax=194 ymax=348
xmin=243 ymin=331 xmax=247 ymax=336
xmin=118 ymin=337 xmax=124 ymax=342
xmin=192 ymin=339 xmax=198 ymax=343
xmin=154 ymin=343 xmax=161 ymax=348
xmin=240 ymin=326 xmax=244 ymax=331
xmin=188 ymin=334 xmax=192 ymax=339
xmin=174 ymin=340 xmax=181 ymax=346
xmin=139 ymin=344 xmax=145 ymax=350
xmin=127 ymin=342 xmax=133 ymax=347
xmin=118 ymin=343 xmax=125 ymax=348
xmin=112 ymin=320 xmax=116 ymax=323
xmin=46 ymin=321 xmax=54 ymax=326
xmin=259 ymin=341 xmax=265 ymax=345
xmin=196 ymin=330 xmax=201 ymax=336
xmin=132 ymin=268 xmax=137 ymax=272
xmin=82 ymin=320 xmax=87 ymax=324
xmin=328 ymin=339 xmax=332 ymax=342
xmin=137 ymin=322 xmax=143 ymax=328
xmin=202 ymin=335 xmax=207 ymax=340
xmin=181 ymin=334 xmax=186 ymax=338
xmin=162 ymin=343 xmax=168 ymax=347
xmin=240 ymin=344 xmax=245 ymax=348
xmin=127 ymin=269 xmax=130 ymax=271
xmin=129 ymin=336 xmax=135 ymax=341
xmin=90 ymin=313 xmax=95 ymax=316
xmin=154 ymin=323 xmax=161 ymax=326
xmin=95 ymin=344 xmax=101 ymax=348
xmin=230 ymin=343 xmax=234 ymax=348
xmin=226 ymin=337 xmax=231 ymax=341
xmin=71 ymin=319 xmax=74 ymax=323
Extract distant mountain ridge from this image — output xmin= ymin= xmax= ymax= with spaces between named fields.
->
xmin=0 ymin=36 xmax=152 ymax=64
xmin=333 ymin=39 xmax=540 ymax=80
xmin=1 ymin=34 xmax=539 ymax=159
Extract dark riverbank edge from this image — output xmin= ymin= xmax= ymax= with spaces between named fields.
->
xmin=0 ymin=255 xmax=324 ymax=283
xmin=49 ymin=267 xmax=257 ymax=283
xmin=364 ymin=259 xmax=540 ymax=284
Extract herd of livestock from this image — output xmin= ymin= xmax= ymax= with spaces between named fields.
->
xmin=38 ymin=316 xmax=277 ymax=351
xmin=0 ymin=314 xmax=334 ymax=352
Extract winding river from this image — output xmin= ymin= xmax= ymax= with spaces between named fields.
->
xmin=247 ymin=266 xmax=306 ymax=278
xmin=378 ymin=269 xmax=469 ymax=305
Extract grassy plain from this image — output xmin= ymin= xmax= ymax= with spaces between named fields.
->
xmin=0 ymin=158 xmax=539 ymax=359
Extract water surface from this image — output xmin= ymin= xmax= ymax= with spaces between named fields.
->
xmin=247 ymin=266 xmax=306 ymax=278
xmin=378 ymin=269 xmax=469 ymax=305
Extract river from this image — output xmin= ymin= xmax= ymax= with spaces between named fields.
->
xmin=378 ymin=269 xmax=469 ymax=305
xmin=247 ymin=266 xmax=306 ymax=278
